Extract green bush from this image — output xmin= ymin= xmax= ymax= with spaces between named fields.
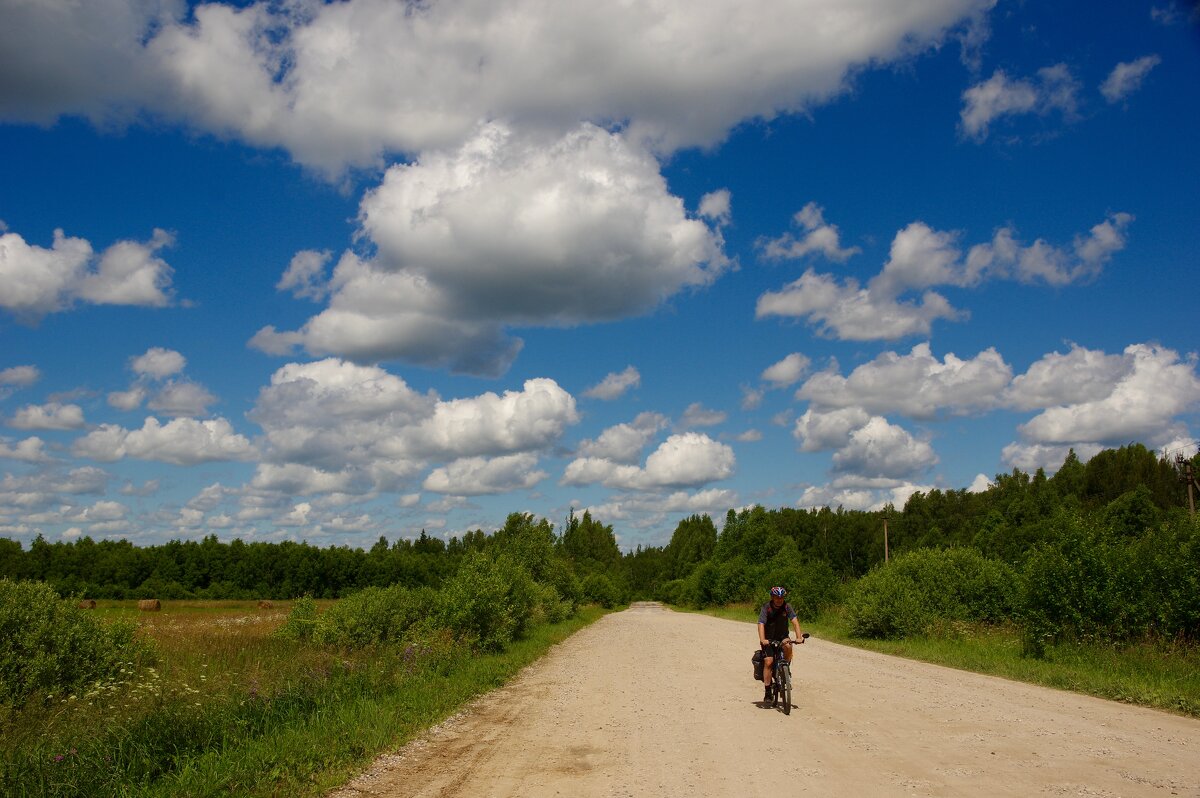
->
xmin=439 ymin=552 xmax=536 ymax=650
xmin=311 ymin=585 xmax=440 ymax=648
xmin=1021 ymin=511 xmax=1200 ymax=652
xmin=655 ymin=578 xmax=686 ymax=605
xmin=0 ymin=579 xmax=152 ymax=706
xmin=530 ymin=582 xmax=571 ymax=624
xmin=545 ymin=558 xmax=583 ymax=613
xmin=580 ymin=573 xmax=621 ymax=608
xmin=679 ymin=561 xmax=719 ymax=607
xmin=845 ymin=548 xmax=1020 ymax=639
xmin=276 ymin=595 xmax=319 ymax=642
xmin=714 ymin=556 xmax=761 ymax=605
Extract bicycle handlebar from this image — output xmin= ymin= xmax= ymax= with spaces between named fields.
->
xmin=768 ymin=633 xmax=811 ymax=645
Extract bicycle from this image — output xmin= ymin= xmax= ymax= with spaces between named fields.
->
xmin=766 ymin=633 xmax=809 ymax=715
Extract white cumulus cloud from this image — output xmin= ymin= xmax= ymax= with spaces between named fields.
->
xmin=679 ymin=403 xmax=727 ymax=429
xmin=147 ymin=380 xmax=218 ymax=417
xmin=247 ymin=358 xmax=578 ymax=497
xmin=797 ymin=343 xmax=1012 ymax=419
xmin=423 ymin=453 xmax=547 ymax=495
xmin=1100 ymin=55 xmax=1161 ymax=103
xmin=1017 ymin=344 xmax=1200 ymax=445
xmin=584 ymin=366 xmax=642 ymax=401
xmin=255 ymin=124 xmax=727 ymax=375
xmin=757 ymin=215 xmax=1130 ymax=341
xmin=576 ymin=413 xmax=667 ymax=464
xmin=831 ymin=417 xmax=938 ymax=479
xmin=73 ymin=417 xmax=256 ymax=465
xmin=563 ymin=432 xmax=734 ymax=490
xmin=762 ymin=353 xmax=812 ymax=388
xmin=759 ymin=203 xmax=860 ymax=262
xmin=960 ymin=63 xmax=1080 ymax=141
xmin=277 ymin=249 xmax=333 ymax=301
xmin=1 ymin=0 xmax=992 ymax=174
xmin=793 ymin=407 xmax=873 ymax=453
xmin=131 ymin=347 xmax=186 ymax=378
xmin=0 ymin=436 xmax=53 ymax=463
xmin=9 ymin=402 xmax=86 ymax=430
xmin=0 ymin=227 xmax=175 ymax=320
xmin=0 ymin=366 xmax=40 ymax=388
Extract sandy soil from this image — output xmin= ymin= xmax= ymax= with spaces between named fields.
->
xmin=328 ymin=602 xmax=1200 ymax=798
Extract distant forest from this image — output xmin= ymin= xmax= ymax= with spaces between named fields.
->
xmin=1 ymin=444 xmax=1197 ymax=605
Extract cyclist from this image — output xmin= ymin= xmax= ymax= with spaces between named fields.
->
xmin=758 ymin=586 xmax=804 ymax=703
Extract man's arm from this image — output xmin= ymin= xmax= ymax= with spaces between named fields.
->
xmin=791 ymin=616 xmax=804 ymax=642
xmin=758 ymin=622 xmax=768 ymax=645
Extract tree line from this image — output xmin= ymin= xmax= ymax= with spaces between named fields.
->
xmin=0 ymin=508 xmax=629 ymax=604
xmin=2 ymin=443 xmax=1198 ymax=641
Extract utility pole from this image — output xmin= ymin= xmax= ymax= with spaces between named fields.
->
xmin=1178 ymin=454 xmax=1198 ymax=518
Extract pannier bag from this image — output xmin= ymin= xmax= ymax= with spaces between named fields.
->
xmin=751 ymin=649 xmax=764 ymax=682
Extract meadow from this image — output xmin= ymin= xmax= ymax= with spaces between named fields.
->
xmin=1 ymin=598 xmax=605 ymax=798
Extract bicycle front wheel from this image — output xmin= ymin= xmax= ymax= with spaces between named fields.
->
xmin=781 ymin=665 xmax=792 ymax=715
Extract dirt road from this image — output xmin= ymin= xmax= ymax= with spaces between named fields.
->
xmin=329 ymin=603 xmax=1200 ymax=798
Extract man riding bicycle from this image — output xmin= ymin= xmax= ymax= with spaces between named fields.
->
xmin=759 ymin=586 xmax=804 ymax=703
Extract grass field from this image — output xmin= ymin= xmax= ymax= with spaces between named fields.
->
xmin=1 ymin=599 xmax=606 ymax=798
xmin=685 ymin=603 xmax=1200 ymax=719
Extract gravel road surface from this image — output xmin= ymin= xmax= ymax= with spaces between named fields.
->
xmin=328 ymin=602 xmax=1200 ymax=798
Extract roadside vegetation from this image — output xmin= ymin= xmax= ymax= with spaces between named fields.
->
xmin=658 ymin=445 xmax=1200 ymax=718
xmin=0 ymin=513 xmax=618 ymax=797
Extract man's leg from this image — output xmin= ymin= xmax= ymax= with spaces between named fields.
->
xmin=763 ymin=657 xmax=774 ymax=700
xmin=784 ymin=641 xmax=794 ymax=663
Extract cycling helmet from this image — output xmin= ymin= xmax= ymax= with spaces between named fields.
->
xmin=770 ymin=586 xmax=787 ymax=598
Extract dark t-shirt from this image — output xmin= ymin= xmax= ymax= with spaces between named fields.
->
xmin=758 ymin=600 xmax=796 ymax=641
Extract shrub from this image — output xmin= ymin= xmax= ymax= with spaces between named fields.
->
xmin=0 ymin=579 xmax=152 ymax=706
xmin=714 ymin=556 xmax=761 ymax=605
xmin=845 ymin=548 xmax=1020 ymax=639
xmin=530 ymin=582 xmax=571 ymax=624
xmin=580 ymin=573 xmax=621 ymax=609
xmin=311 ymin=585 xmax=440 ymax=648
xmin=276 ymin=595 xmax=319 ymax=642
xmin=680 ymin=561 xmax=719 ymax=607
xmin=655 ymin=578 xmax=686 ymax=605
xmin=1021 ymin=511 xmax=1200 ymax=651
xmin=439 ymin=552 xmax=536 ymax=650
xmin=545 ymin=558 xmax=583 ymax=613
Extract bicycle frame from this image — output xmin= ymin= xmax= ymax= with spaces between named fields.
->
xmin=767 ymin=641 xmax=793 ymax=714
xmin=766 ymin=633 xmax=808 ymax=714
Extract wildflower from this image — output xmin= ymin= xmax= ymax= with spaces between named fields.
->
xmin=54 ymin=755 xmax=64 ymax=763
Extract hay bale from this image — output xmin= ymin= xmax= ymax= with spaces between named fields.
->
xmin=137 ymin=599 xmax=161 ymax=612
xmin=257 ymin=600 xmax=274 ymax=609
xmin=77 ymin=599 xmax=97 ymax=609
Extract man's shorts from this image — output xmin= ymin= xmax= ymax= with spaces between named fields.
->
xmin=761 ymin=641 xmax=790 ymax=660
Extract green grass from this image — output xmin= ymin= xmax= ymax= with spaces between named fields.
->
xmin=1 ymin=603 xmax=607 ymax=798
xmin=679 ymin=603 xmax=1200 ymax=718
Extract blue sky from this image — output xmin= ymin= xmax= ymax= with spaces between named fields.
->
xmin=2 ymin=0 xmax=1198 ymax=550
